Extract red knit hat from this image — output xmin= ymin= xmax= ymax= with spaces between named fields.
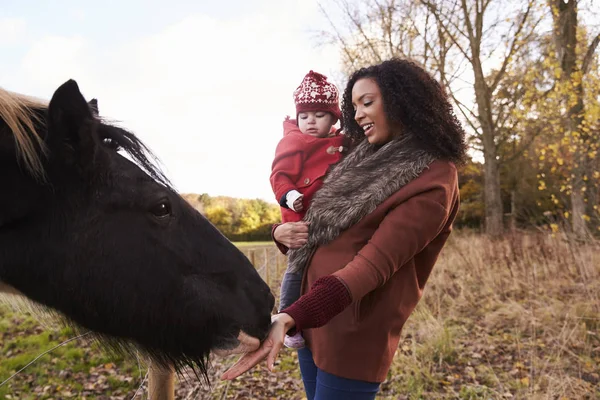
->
xmin=293 ymin=70 xmax=341 ymax=121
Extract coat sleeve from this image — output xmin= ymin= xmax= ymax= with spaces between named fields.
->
xmin=270 ymin=136 xmax=305 ymax=202
xmin=271 ymin=223 xmax=289 ymax=255
xmin=333 ymin=172 xmax=457 ymax=301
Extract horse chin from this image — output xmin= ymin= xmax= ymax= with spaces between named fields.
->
xmin=0 ymin=283 xmax=24 ymax=296
xmin=212 ymin=331 xmax=260 ymax=357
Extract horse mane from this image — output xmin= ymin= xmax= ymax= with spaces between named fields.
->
xmin=100 ymin=124 xmax=172 ymax=189
xmin=1 ymin=87 xmax=172 ymax=189
xmin=0 ymin=87 xmax=48 ymax=180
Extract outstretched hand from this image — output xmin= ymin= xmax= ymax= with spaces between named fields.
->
xmin=221 ymin=313 xmax=296 ymax=380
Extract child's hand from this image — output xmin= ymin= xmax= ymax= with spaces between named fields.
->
xmin=293 ymin=195 xmax=304 ymax=212
xmin=285 ymin=190 xmax=304 ymax=212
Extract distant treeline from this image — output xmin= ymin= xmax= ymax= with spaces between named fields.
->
xmin=183 ymin=153 xmax=596 ymax=242
xmin=181 ymin=193 xmax=281 ymax=241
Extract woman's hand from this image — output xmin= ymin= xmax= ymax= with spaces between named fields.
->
xmin=221 ymin=313 xmax=295 ymax=380
xmin=273 ymin=222 xmax=309 ymax=249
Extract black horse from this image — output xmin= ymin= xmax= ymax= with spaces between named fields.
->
xmin=0 ymin=80 xmax=274 ymax=378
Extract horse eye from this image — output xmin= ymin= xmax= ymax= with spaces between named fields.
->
xmin=150 ymin=201 xmax=171 ymax=218
xmin=102 ymin=137 xmax=121 ymax=151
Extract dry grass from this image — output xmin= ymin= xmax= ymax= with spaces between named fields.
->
xmin=378 ymin=231 xmax=600 ymax=399
xmin=1 ymin=232 xmax=598 ymax=399
xmin=200 ymin=231 xmax=600 ymax=399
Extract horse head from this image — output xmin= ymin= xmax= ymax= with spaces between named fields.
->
xmin=0 ymin=80 xmax=274 ymax=376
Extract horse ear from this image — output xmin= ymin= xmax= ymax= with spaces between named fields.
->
xmin=47 ymin=80 xmax=96 ymax=161
xmin=88 ymin=98 xmax=99 ymax=116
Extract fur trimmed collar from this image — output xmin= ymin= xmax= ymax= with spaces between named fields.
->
xmin=287 ymin=136 xmax=436 ymax=273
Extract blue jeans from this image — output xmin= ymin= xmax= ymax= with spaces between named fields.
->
xmin=297 ymin=348 xmax=381 ymax=400
xmin=279 ymin=271 xmax=303 ymax=311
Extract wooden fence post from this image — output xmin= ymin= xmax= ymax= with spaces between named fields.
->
xmin=264 ymin=247 xmax=270 ymax=286
xmin=148 ymin=363 xmax=175 ymax=400
xmin=277 ymin=252 xmax=285 ymax=276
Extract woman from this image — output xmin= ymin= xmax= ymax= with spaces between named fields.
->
xmin=222 ymin=58 xmax=467 ymax=399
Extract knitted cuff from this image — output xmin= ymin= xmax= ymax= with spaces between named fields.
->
xmin=281 ymin=275 xmax=352 ymax=333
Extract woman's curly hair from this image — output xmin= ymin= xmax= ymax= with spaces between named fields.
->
xmin=341 ymin=58 xmax=467 ymax=164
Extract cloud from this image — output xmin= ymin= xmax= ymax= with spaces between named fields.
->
xmin=21 ymin=36 xmax=89 ymax=92
xmin=9 ymin=2 xmax=342 ymax=201
xmin=0 ymin=17 xmax=26 ymax=46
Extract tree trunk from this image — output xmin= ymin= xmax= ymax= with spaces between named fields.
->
xmin=510 ymin=190 xmax=517 ymax=231
xmin=473 ymin=62 xmax=504 ymax=236
xmin=569 ymin=85 xmax=587 ymax=238
xmin=553 ymin=0 xmax=588 ymax=238
xmin=482 ymin=131 xmax=504 ymax=236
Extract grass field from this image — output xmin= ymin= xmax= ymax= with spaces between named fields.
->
xmin=0 ymin=232 xmax=598 ymax=399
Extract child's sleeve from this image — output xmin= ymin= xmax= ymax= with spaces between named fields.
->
xmin=270 ymin=136 xmax=305 ymax=207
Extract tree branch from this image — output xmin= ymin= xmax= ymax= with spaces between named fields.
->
xmin=445 ymin=88 xmax=482 ymax=135
xmin=582 ymin=33 xmax=600 ymax=75
xmin=339 ymin=0 xmax=383 ymax=62
xmin=420 ymin=0 xmax=473 ymax=63
xmin=460 ymin=0 xmax=478 ymax=54
xmin=489 ymin=2 xmax=533 ymax=93
xmin=318 ymin=2 xmax=358 ymax=67
xmin=505 ymin=129 xmax=541 ymax=163
xmin=482 ymin=0 xmax=493 ymax=14
xmin=423 ymin=6 xmax=430 ymax=64
xmin=373 ymin=0 xmax=396 ymax=59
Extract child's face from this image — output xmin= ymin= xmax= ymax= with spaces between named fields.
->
xmin=297 ymin=111 xmax=336 ymax=138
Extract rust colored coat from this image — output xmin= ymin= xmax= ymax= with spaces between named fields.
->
xmin=300 ymin=160 xmax=459 ymax=383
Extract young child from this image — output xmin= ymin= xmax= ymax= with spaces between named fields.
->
xmin=270 ymin=70 xmax=345 ymax=348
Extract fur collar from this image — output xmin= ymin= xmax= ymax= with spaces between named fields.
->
xmin=287 ymin=136 xmax=436 ymax=273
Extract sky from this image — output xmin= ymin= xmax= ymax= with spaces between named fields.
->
xmin=0 ymin=0 xmax=345 ymax=203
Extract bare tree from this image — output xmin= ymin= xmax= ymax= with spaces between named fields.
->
xmin=317 ymin=0 xmax=462 ymax=84
xmin=417 ymin=0 xmax=542 ymax=237
xmin=319 ymin=0 xmax=543 ymax=236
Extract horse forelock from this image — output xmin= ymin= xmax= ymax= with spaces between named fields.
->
xmin=0 ymin=88 xmax=171 ymax=190
xmin=0 ymin=88 xmax=48 ymax=180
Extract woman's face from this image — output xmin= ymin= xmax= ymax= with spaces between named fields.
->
xmin=351 ymin=78 xmax=394 ymax=145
